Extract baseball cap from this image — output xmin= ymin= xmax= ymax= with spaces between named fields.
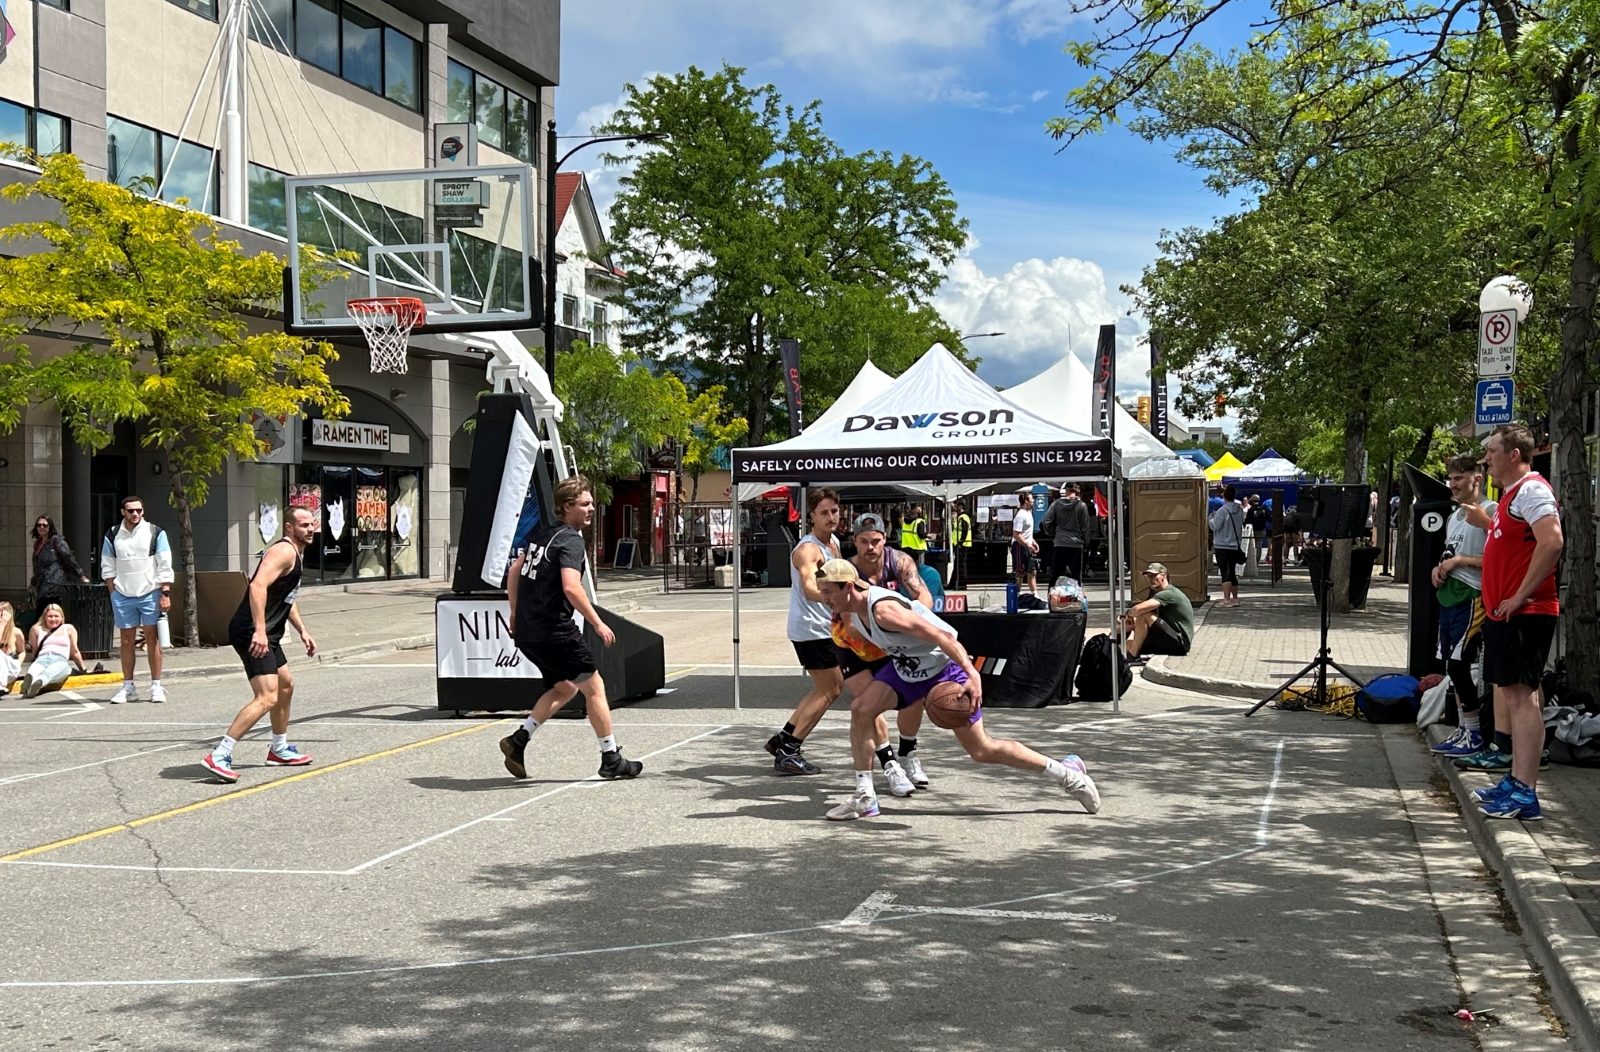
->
xmin=1142 ymin=562 xmax=1168 ymax=576
xmin=818 ymin=559 xmax=860 ymax=583
xmin=852 ymin=512 xmax=887 ymax=535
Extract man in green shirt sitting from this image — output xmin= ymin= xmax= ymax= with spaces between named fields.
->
xmin=1120 ymin=563 xmax=1195 ymax=664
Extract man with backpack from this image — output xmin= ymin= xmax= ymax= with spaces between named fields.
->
xmin=1042 ymin=483 xmax=1090 ymax=584
xmin=100 ymin=495 xmax=174 ymax=704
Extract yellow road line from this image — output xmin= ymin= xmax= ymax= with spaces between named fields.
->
xmin=0 ymin=720 xmax=506 ymax=863
xmin=666 ymin=665 xmax=701 ymax=680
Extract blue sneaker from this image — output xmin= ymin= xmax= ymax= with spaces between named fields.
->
xmin=1454 ymin=744 xmax=1512 ymax=772
xmin=1479 ymin=778 xmax=1542 ymax=820
xmin=1469 ymin=774 xmax=1514 ymax=804
xmin=1431 ymin=727 xmax=1483 ymax=756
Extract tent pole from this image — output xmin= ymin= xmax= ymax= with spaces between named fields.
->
xmin=1111 ymin=477 xmax=1123 ymax=714
xmin=732 ymin=488 xmax=742 ymax=710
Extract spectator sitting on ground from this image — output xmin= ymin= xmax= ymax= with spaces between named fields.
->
xmin=0 ymin=602 xmax=23 ymax=690
xmin=1119 ymin=563 xmax=1195 ymax=665
xmin=22 ymin=602 xmax=84 ymax=698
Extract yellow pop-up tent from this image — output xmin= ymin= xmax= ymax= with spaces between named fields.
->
xmin=1204 ymin=452 xmax=1247 ymax=482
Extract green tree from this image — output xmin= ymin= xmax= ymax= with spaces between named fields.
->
xmin=599 ymin=64 xmax=969 ymax=440
xmin=680 ymin=384 xmax=748 ymax=504
xmin=0 ymin=151 xmax=346 ymax=645
xmin=554 ymin=342 xmax=689 ymax=561
xmin=1052 ymin=0 xmax=1600 ymax=699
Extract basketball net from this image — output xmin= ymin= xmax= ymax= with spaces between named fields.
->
xmin=347 ymin=297 xmax=426 ymax=375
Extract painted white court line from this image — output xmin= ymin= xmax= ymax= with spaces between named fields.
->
xmin=344 ymin=725 xmax=731 ymax=874
xmin=839 ymin=890 xmax=1115 ymax=926
xmin=3 ymin=860 xmax=348 ymax=876
xmin=42 ymin=700 xmax=101 ymax=721
xmin=0 ymin=737 xmax=1289 ymax=989
xmin=0 ymin=740 xmax=199 ymax=787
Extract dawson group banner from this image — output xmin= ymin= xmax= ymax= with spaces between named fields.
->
xmin=732 ymin=441 xmax=1112 ymax=484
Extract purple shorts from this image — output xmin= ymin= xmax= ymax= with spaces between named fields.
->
xmin=873 ymin=662 xmax=983 ymax=726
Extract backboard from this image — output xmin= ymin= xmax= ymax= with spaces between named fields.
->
xmin=282 ymin=164 xmax=540 ymax=337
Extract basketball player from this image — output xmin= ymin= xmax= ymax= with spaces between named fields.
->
xmin=815 ymin=559 xmax=1101 ymax=820
xmin=499 ymin=476 xmax=642 ymax=782
xmin=834 ymin=512 xmax=935 ymax=790
xmin=764 ymin=489 xmax=845 ymax=775
xmin=200 ymin=506 xmax=319 ymax=783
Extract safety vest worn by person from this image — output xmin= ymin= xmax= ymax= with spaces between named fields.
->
xmin=953 ymin=513 xmax=973 ymax=548
xmin=901 ymin=517 xmax=927 ymax=552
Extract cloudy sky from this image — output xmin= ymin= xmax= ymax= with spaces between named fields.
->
xmin=560 ymin=1 xmax=1246 ymax=424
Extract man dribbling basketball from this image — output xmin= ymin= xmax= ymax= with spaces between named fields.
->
xmin=815 ymin=559 xmax=1100 ymax=821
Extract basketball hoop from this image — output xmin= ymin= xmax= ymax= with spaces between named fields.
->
xmin=347 ymin=297 xmax=426 ymax=374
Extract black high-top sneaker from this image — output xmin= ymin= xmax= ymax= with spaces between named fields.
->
xmin=598 ymin=749 xmax=643 ymax=779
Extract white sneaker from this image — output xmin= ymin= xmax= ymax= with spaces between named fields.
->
xmin=903 ymin=754 xmax=931 ymax=788
xmin=825 ymin=790 xmax=881 ymax=821
xmin=109 ymin=685 xmax=132 ymax=705
xmin=1059 ymin=754 xmax=1101 ymax=814
xmin=149 ymin=683 xmax=167 ymax=704
xmin=883 ymin=759 xmax=915 ymax=798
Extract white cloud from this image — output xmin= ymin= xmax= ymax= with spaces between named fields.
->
xmin=932 ymin=243 xmax=1168 ymax=408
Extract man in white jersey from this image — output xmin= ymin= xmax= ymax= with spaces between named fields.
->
xmin=815 ymin=559 xmax=1101 ymax=820
xmin=765 ymin=489 xmax=845 ymax=775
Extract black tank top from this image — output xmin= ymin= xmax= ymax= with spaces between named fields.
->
xmin=229 ymin=539 xmax=303 ymax=641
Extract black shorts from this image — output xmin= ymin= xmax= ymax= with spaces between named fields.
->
xmin=231 ymin=635 xmax=288 ymax=679
xmin=1481 ymin=614 xmax=1557 ymax=689
xmin=1141 ymin=618 xmax=1191 ymax=656
xmin=792 ymin=638 xmax=840 ymax=671
xmin=516 ymin=628 xmax=598 ymax=684
xmin=1012 ymin=542 xmax=1036 ymax=576
xmin=837 ymin=645 xmax=890 ymax=681
xmin=1215 ymin=547 xmax=1243 ymax=585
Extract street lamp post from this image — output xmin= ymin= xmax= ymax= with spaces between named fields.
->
xmin=543 ymin=121 xmax=666 ymax=385
xmin=958 ymin=331 xmax=1006 ymax=340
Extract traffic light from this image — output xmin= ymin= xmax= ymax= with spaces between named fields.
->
xmin=1137 ymin=395 xmax=1151 ymax=427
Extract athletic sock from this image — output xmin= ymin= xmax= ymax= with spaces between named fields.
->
xmin=271 ymin=732 xmax=288 ymax=752
xmin=122 ymin=679 xmax=135 ymax=693
xmin=854 ymin=770 xmax=876 ymax=796
xmin=783 ymin=721 xmax=797 ymax=736
xmin=1493 ymin=731 xmax=1513 ymax=753
xmin=874 ymin=744 xmax=895 ymax=769
xmin=521 ymin=716 xmax=540 ymax=735
xmin=597 ymin=734 xmax=618 ymax=754
xmin=213 ymin=734 xmax=237 ymax=760
xmin=1042 ymin=758 xmax=1068 ymax=781
xmin=1460 ymin=712 xmax=1480 ymax=732
xmin=898 ymin=736 xmax=918 ymax=757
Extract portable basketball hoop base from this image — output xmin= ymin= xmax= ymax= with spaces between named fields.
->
xmin=348 ymin=296 xmax=426 ymax=375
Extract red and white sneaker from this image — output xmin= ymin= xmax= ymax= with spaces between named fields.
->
xmin=265 ymin=744 xmax=313 ymax=767
xmin=200 ymin=753 xmax=239 ymax=784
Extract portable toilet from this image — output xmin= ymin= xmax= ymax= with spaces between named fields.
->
xmin=1128 ymin=458 xmax=1210 ymax=604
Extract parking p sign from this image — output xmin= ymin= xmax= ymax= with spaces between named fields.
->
xmin=1475 ymin=378 xmax=1514 ymax=431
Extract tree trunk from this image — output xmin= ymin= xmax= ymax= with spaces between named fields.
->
xmin=1392 ymin=429 xmax=1433 ymax=586
xmin=1331 ymin=404 xmax=1369 ymax=615
xmin=168 ymin=468 xmax=200 ymax=648
xmin=1555 ymin=230 xmax=1599 ymax=697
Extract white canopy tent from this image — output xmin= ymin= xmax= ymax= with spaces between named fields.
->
xmin=729 ymin=343 xmax=1126 ymax=710
xmin=1002 ymin=353 xmax=1175 ymax=469
xmin=736 ymin=359 xmax=894 ymax=503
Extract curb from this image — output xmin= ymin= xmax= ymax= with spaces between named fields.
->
xmin=1140 ymin=656 xmax=1270 ymax=700
xmin=1427 ymin=723 xmax=1600 ymax=1049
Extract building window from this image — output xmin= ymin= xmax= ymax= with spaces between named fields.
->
xmin=0 ymin=100 xmax=72 ymax=157
xmin=166 ymin=0 xmax=218 ymax=18
xmin=248 ymin=163 xmax=288 ymax=235
xmin=107 ymin=116 xmax=218 ymax=213
xmin=592 ymin=303 xmax=609 ymax=342
xmin=340 ymin=4 xmax=382 ymax=94
xmin=249 ymin=0 xmax=296 ymax=52
xmin=561 ymin=295 xmax=578 ymax=327
xmin=383 ymin=27 xmax=420 ymax=110
xmin=446 ymin=59 xmax=536 ymax=163
xmin=38 ymin=0 xmax=70 ymax=9
xmin=298 ymin=0 xmax=340 ymax=74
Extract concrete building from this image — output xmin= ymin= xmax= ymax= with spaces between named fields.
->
xmin=0 ymin=0 xmax=559 ymax=607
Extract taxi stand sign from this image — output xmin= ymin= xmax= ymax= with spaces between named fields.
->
xmin=1478 ymin=308 xmax=1517 ymax=377
xmin=1475 ymin=377 xmax=1514 ymax=434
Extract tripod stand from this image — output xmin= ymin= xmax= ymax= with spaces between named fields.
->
xmin=1247 ymin=543 xmax=1368 ymax=716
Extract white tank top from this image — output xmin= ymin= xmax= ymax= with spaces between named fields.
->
xmin=36 ymin=627 xmax=72 ymax=661
xmin=786 ymin=532 xmax=837 ymax=642
xmin=857 ymin=584 xmax=956 ymax=683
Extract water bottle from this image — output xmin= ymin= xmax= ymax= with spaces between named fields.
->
xmin=1005 ymin=581 xmax=1019 ymax=614
xmin=156 ymin=613 xmax=171 ymax=649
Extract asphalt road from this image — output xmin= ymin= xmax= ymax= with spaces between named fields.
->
xmin=0 ymin=592 xmax=1571 ymax=1051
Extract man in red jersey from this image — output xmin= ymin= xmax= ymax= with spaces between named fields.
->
xmin=1463 ymin=423 xmax=1563 ymax=821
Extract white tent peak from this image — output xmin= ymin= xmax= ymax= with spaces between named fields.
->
xmin=1002 ymin=352 xmax=1174 ymax=469
xmin=810 ymin=359 xmax=894 ymax=431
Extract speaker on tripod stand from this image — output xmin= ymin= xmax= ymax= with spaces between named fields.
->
xmin=1247 ymin=484 xmax=1371 ymax=715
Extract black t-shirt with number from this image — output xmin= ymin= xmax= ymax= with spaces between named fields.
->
xmin=514 ymin=524 xmax=587 ymax=638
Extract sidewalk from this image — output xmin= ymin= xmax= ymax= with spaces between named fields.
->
xmin=144 ymin=566 xmax=668 ymax=678
xmin=1149 ymin=565 xmax=1600 ymax=1047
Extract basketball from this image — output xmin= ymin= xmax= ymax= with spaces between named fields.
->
xmin=924 ymin=679 xmax=977 ymax=730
